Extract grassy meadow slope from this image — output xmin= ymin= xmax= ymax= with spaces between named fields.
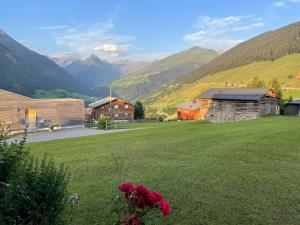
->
xmin=29 ymin=117 xmax=300 ymax=225
xmin=182 ymin=21 xmax=300 ymax=83
xmin=144 ymin=54 xmax=300 ymax=116
xmin=111 ymin=47 xmax=218 ymax=101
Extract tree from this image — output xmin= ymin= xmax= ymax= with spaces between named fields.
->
xmin=268 ymin=78 xmax=283 ymax=99
xmin=134 ymin=101 xmax=145 ymax=120
xmin=247 ymin=77 xmax=266 ymax=88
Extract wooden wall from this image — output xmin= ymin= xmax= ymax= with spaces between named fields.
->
xmin=0 ymin=89 xmax=85 ymax=131
xmin=92 ymin=99 xmax=134 ymax=120
xmin=284 ymin=104 xmax=300 ymax=116
xmin=198 ymin=97 xmax=278 ymax=123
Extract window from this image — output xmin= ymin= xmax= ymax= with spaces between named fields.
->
xmin=114 ymin=105 xmax=119 ymax=109
xmin=125 ymin=113 xmax=128 ymax=117
xmin=114 ymin=114 xmax=118 ymax=118
xmin=125 ymin=104 xmax=129 ymax=109
xmin=100 ymin=114 xmax=104 ymax=118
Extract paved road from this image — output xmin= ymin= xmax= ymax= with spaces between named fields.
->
xmin=8 ymin=127 xmax=135 ymax=143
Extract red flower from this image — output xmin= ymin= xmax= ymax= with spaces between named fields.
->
xmin=160 ymin=200 xmax=171 ymax=217
xmin=122 ymin=212 xmax=141 ymax=225
xmin=136 ymin=184 xmax=149 ymax=195
xmin=147 ymin=192 xmax=163 ymax=207
xmin=119 ymin=182 xmax=134 ymax=195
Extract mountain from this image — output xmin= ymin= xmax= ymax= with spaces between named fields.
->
xmin=112 ymin=47 xmax=218 ymax=100
xmin=65 ymin=55 xmax=122 ymax=89
xmin=183 ymin=21 xmax=300 ymax=83
xmin=50 ymin=55 xmax=77 ymax=67
xmin=0 ymin=28 xmax=88 ymax=97
xmin=113 ymin=60 xmax=149 ymax=75
xmin=144 ymin=21 xmax=300 ymax=116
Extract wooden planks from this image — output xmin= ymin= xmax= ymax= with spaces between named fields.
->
xmin=0 ymin=89 xmax=85 ymax=131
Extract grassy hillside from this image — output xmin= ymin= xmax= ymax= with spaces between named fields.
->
xmin=34 ymin=89 xmax=96 ymax=105
xmin=145 ymin=54 xmax=300 ymax=116
xmin=183 ymin=21 xmax=300 ymax=83
xmin=124 ymin=47 xmax=218 ymax=77
xmin=29 ymin=117 xmax=300 ymax=225
xmin=112 ymin=47 xmax=218 ymax=100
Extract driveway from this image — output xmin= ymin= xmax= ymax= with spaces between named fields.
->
xmin=8 ymin=127 xmax=135 ymax=143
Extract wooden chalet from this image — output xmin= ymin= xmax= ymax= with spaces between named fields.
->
xmin=197 ymin=88 xmax=278 ymax=123
xmin=0 ymin=89 xmax=85 ymax=133
xmin=177 ymin=101 xmax=200 ymax=120
xmin=89 ymin=96 xmax=134 ymax=121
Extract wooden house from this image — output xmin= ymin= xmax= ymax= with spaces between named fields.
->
xmin=177 ymin=101 xmax=200 ymax=120
xmin=197 ymin=88 xmax=278 ymax=123
xmin=89 ymin=96 xmax=134 ymax=121
xmin=0 ymin=89 xmax=85 ymax=133
xmin=284 ymin=100 xmax=300 ymax=116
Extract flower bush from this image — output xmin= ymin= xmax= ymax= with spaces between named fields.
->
xmin=115 ymin=182 xmax=171 ymax=225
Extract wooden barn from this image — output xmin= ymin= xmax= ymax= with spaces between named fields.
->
xmin=177 ymin=101 xmax=200 ymax=120
xmin=89 ymin=96 xmax=134 ymax=121
xmin=284 ymin=100 xmax=300 ymax=116
xmin=197 ymin=88 xmax=279 ymax=123
xmin=0 ymin=89 xmax=85 ymax=133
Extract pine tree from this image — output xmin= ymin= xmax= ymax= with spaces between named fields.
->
xmin=134 ymin=101 xmax=145 ymax=120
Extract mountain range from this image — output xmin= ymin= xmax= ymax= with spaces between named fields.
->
xmin=0 ymin=28 xmax=87 ymax=97
xmin=111 ymin=47 xmax=218 ymax=100
xmin=2 ymin=20 xmax=300 ymax=115
xmin=143 ymin=21 xmax=300 ymax=116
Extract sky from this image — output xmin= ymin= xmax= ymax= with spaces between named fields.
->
xmin=1 ymin=0 xmax=300 ymax=61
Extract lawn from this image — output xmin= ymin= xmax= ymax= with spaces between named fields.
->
xmin=28 ymin=117 xmax=300 ymax=225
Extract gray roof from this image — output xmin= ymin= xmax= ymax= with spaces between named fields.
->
xmin=177 ymin=101 xmax=200 ymax=110
xmin=286 ymin=99 xmax=300 ymax=105
xmin=88 ymin=96 xmax=118 ymax=108
xmin=200 ymin=88 xmax=271 ymax=101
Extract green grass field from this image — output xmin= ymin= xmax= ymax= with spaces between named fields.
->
xmin=29 ymin=117 xmax=300 ymax=225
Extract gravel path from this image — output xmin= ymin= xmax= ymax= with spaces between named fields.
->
xmin=8 ymin=128 xmax=136 ymax=143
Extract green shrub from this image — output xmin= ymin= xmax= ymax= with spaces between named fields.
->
xmin=97 ymin=116 xmax=110 ymax=130
xmin=0 ymin=126 xmax=69 ymax=225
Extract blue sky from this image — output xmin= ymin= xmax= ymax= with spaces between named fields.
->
xmin=1 ymin=0 xmax=300 ymax=61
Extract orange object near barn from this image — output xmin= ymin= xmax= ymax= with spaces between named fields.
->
xmin=177 ymin=101 xmax=200 ymax=120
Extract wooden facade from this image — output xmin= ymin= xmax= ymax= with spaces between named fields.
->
xmin=284 ymin=100 xmax=300 ymax=116
xmin=89 ymin=97 xmax=134 ymax=121
xmin=197 ymin=88 xmax=278 ymax=123
xmin=0 ymin=89 xmax=85 ymax=132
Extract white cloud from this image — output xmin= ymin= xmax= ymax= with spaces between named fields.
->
xmin=54 ymin=21 xmax=133 ymax=59
xmin=36 ymin=25 xmax=69 ymax=30
xmin=94 ymin=44 xmax=127 ymax=53
xmin=272 ymin=1 xmax=288 ymax=7
xmin=183 ymin=15 xmax=264 ymax=50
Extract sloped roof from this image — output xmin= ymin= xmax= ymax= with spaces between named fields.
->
xmin=177 ymin=101 xmax=200 ymax=111
xmin=286 ymin=99 xmax=300 ymax=105
xmin=200 ymin=88 xmax=271 ymax=101
xmin=88 ymin=96 xmax=118 ymax=108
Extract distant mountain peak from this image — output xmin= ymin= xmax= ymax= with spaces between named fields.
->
xmin=84 ymin=54 xmax=103 ymax=64
xmin=0 ymin=28 xmax=7 ymax=36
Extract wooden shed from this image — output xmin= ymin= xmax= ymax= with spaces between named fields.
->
xmin=0 ymin=89 xmax=85 ymax=133
xmin=197 ymin=88 xmax=279 ymax=123
xmin=284 ymin=100 xmax=300 ymax=116
xmin=177 ymin=101 xmax=200 ymax=120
